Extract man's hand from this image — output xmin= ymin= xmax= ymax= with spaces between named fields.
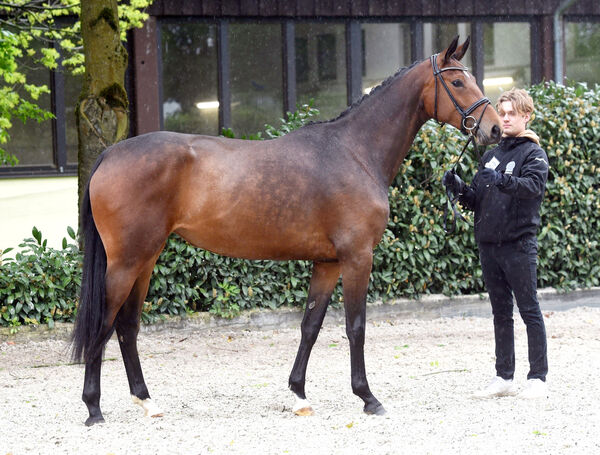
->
xmin=476 ymin=168 xmax=505 ymax=187
xmin=442 ymin=170 xmax=465 ymax=197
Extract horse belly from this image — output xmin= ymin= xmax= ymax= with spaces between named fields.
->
xmin=174 ymin=213 xmax=337 ymax=261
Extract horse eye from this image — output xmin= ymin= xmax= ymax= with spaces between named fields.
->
xmin=451 ymin=79 xmax=464 ymax=88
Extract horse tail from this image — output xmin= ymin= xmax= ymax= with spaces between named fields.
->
xmin=71 ymin=154 xmax=111 ymax=364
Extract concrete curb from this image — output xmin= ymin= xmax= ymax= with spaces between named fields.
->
xmin=2 ymin=287 xmax=599 ymax=343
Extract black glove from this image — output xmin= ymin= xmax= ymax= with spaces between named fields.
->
xmin=442 ymin=170 xmax=465 ymax=197
xmin=476 ymin=168 xmax=505 ymax=187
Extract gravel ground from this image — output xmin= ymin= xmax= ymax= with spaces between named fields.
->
xmin=1 ymin=306 xmax=599 ymax=455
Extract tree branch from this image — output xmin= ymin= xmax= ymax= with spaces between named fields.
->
xmin=0 ymin=1 xmax=79 ymax=12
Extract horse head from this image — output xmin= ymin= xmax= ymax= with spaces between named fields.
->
xmin=424 ymin=36 xmax=503 ymax=146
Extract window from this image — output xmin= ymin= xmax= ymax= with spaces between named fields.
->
xmin=2 ymin=55 xmax=53 ymax=167
xmin=317 ymin=34 xmax=337 ymax=81
xmin=361 ymin=23 xmax=411 ymax=96
xmin=65 ymin=72 xmax=83 ymax=165
xmin=295 ymin=37 xmax=309 ymax=83
xmin=483 ymin=23 xmax=531 ymax=104
xmin=423 ymin=22 xmax=472 ymax=60
xmin=10 ymin=14 xmax=594 ymax=177
xmin=565 ymin=21 xmax=600 ymax=87
xmin=229 ymin=23 xmax=283 ymax=136
xmin=295 ymin=23 xmax=347 ymax=121
xmin=160 ymin=22 xmax=219 ymax=136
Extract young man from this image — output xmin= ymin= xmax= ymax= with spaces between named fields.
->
xmin=443 ymin=88 xmax=549 ymax=399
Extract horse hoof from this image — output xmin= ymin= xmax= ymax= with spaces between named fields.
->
xmin=364 ymin=403 xmax=386 ymax=416
xmin=85 ymin=415 xmax=105 ymax=426
xmin=294 ymin=406 xmax=314 ymax=416
xmin=292 ymin=397 xmax=314 ymax=416
xmin=132 ymin=395 xmax=163 ymax=417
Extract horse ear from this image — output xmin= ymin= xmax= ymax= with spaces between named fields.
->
xmin=443 ymin=35 xmax=460 ymax=64
xmin=453 ymin=36 xmax=471 ymax=61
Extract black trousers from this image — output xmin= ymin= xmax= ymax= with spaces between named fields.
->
xmin=479 ymin=236 xmax=548 ymax=381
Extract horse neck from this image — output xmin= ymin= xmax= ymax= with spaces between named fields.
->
xmin=336 ymin=63 xmax=429 ymax=187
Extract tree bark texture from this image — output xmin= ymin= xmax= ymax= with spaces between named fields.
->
xmin=77 ymin=0 xmax=129 ymax=227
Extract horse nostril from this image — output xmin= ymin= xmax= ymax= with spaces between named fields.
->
xmin=491 ymin=124 xmax=502 ymax=140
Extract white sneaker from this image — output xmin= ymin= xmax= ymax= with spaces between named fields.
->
xmin=473 ymin=376 xmax=517 ymax=398
xmin=518 ymin=378 xmax=548 ymax=399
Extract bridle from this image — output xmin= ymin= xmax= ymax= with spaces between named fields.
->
xmin=430 ymin=53 xmax=491 ymax=137
xmin=429 ymin=54 xmax=491 ymax=234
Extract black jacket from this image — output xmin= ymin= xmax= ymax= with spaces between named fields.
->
xmin=459 ymin=135 xmax=549 ymax=244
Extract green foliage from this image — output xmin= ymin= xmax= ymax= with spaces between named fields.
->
xmin=221 ymin=100 xmax=320 ymax=141
xmin=220 ymin=127 xmax=263 ymax=141
xmin=264 ymin=100 xmax=321 ymax=139
xmin=0 ymin=0 xmax=153 ymax=164
xmin=145 ymin=240 xmax=314 ymax=321
xmin=372 ymin=123 xmax=483 ymax=299
xmin=529 ymin=81 xmax=600 ymax=289
xmin=0 ymin=226 xmax=81 ymax=328
xmin=1 ymin=82 xmax=599 ymax=326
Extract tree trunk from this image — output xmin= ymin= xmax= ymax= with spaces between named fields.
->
xmin=77 ymin=0 xmax=128 ymax=231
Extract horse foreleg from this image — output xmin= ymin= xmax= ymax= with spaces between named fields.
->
xmin=115 ymin=262 xmax=163 ymax=418
xmin=289 ymin=261 xmax=340 ymax=416
xmin=341 ymin=250 xmax=386 ymax=416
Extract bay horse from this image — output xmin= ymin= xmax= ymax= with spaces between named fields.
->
xmin=72 ymin=36 xmax=502 ymax=425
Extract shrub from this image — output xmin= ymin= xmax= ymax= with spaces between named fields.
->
xmin=530 ymin=82 xmax=600 ymax=288
xmin=1 ymin=82 xmax=599 ymax=326
xmin=0 ymin=227 xmax=81 ymax=327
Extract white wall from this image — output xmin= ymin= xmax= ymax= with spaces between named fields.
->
xmin=0 ymin=177 xmax=78 ymax=256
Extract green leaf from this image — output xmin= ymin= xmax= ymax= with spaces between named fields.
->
xmin=32 ymin=226 xmax=42 ymax=244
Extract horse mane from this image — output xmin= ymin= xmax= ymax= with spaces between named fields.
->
xmin=308 ymin=59 xmax=422 ymax=126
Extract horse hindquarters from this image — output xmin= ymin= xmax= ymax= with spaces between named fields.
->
xmin=73 ymin=154 xmax=170 ymax=425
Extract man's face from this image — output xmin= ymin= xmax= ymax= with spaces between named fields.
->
xmin=498 ymin=100 xmax=530 ymax=137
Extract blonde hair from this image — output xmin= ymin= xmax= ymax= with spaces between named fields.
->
xmin=496 ymin=88 xmax=534 ymax=116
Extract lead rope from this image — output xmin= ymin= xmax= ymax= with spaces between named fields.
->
xmin=442 ymin=135 xmax=473 ymax=234
xmin=442 ymin=103 xmax=489 ymax=234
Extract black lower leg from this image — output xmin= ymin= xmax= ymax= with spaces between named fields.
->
xmin=289 ymin=262 xmax=340 ymax=400
xmin=347 ymin=328 xmax=385 ymax=415
xmin=341 ymin=252 xmax=385 ymax=416
xmin=116 ymin=326 xmax=150 ymax=400
xmin=115 ymin=277 xmax=153 ymax=402
xmin=82 ymin=354 xmax=104 ymax=426
xmin=288 ymin=299 xmax=329 ymax=399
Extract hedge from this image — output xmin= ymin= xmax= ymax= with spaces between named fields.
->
xmin=1 ymin=81 xmax=599 ymax=327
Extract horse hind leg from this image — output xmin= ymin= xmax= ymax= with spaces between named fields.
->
xmin=81 ymin=262 xmax=140 ymax=426
xmin=82 ymin=355 xmax=105 ymax=426
xmin=115 ymin=261 xmax=164 ymax=418
xmin=288 ymin=261 xmax=340 ymax=416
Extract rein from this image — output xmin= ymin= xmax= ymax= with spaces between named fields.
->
xmin=441 ymin=135 xmax=483 ymax=234
xmin=429 ymin=54 xmax=491 ymax=234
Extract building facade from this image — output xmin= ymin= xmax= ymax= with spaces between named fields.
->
xmin=1 ymin=0 xmax=599 ymax=177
